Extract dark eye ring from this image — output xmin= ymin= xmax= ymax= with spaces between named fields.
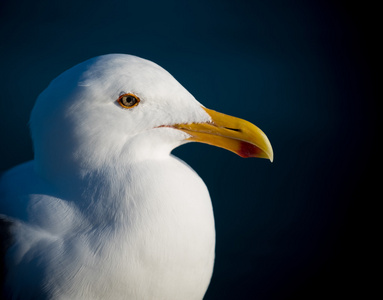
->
xmin=117 ymin=93 xmax=140 ymax=109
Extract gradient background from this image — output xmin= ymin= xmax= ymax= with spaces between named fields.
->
xmin=0 ymin=0 xmax=377 ymax=299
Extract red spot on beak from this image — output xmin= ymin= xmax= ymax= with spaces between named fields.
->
xmin=238 ymin=142 xmax=262 ymax=158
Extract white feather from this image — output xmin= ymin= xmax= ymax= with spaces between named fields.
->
xmin=0 ymin=54 xmax=215 ymax=300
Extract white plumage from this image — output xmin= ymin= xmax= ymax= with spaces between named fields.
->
xmin=0 ymin=54 xmax=272 ymax=299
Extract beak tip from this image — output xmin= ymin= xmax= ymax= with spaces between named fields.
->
xmin=262 ymin=150 xmax=274 ymax=163
xmin=268 ymin=148 xmax=274 ymax=163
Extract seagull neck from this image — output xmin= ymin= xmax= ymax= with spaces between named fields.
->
xmin=33 ymin=128 xmax=184 ymax=197
xmin=34 ymin=146 xmax=173 ymax=202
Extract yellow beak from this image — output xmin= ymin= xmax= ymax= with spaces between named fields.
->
xmin=172 ymin=107 xmax=273 ymax=161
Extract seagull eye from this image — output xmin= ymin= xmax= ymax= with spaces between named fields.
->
xmin=118 ymin=93 xmax=140 ymax=109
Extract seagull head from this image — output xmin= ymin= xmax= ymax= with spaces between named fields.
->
xmin=30 ymin=54 xmax=273 ymax=181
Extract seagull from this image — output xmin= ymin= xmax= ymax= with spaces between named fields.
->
xmin=0 ymin=54 xmax=273 ymax=300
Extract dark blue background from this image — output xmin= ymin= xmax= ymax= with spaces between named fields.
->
xmin=0 ymin=0 xmax=377 ymax=299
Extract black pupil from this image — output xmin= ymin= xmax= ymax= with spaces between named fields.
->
xmin=122 ymin=96 xmax=136 ymax=106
